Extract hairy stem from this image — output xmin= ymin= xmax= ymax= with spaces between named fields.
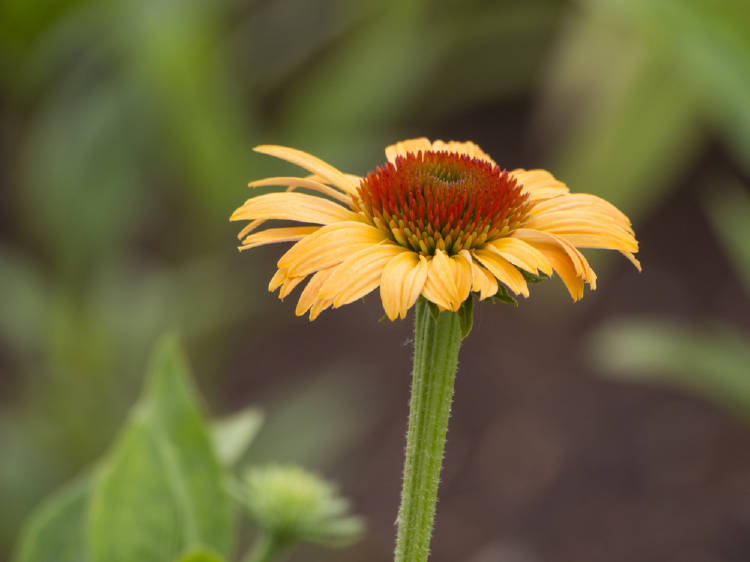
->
xmin=394 ymin=298 xmax=462 ymax=562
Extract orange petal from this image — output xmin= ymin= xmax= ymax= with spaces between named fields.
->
xmin=277 ymin=221 xmax=388 ymax=278
xmin=485 ymin=237 xmax=553 ymax=276
xmin=318 ymin=243 xmax=408 ymax=307
xmin=231 ymin=192 xmax=360 ymax=225
xmin=295 ymin=268 xmax=336 ymax=317
xmin=472 ymin=249 xmax=529 ymax=297
xmin=511 ymin=169 xmax=569 ymax=201
xmin=248 ymin=176 xmax=352 ymax=204
xmin=239 ymin=226 xmax=320 ymax=251
xmin=470 ymin=260 xmax=499 ymax=300
xmin=253 ymin=145 xmax=359 ymax=194
xmin=380 ymin=252 xmax=429 ymax=320
xmin=421 ymin=249 xmax=473 ymax=311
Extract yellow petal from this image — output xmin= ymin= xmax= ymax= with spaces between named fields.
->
xmin=248 ymin=177 xmax=352 ymax=204
xmin=528 ymin=193 xmax=632 ymax=226
xmin=454 ymin=250 xmax=474 ymax=304
xmin=277 ymin=221 xmax=388 ymax=278
xmin=318 ymin=243 xmax=407 ymax=307
xmin=472 ymin=249 xmax=529 ymax=297
xmin=470 ymin=260 xmax=499 ymax=301
xmin=421 ymin=249 xmax=473 ymax=311
xmin=385 ymin=138 xmax=433 ymax=163
xmin=295 ymin=268 xmax=335 ymax=317
xmin=253 ymin=145 xmax=359 ymax=194
xmin=268 ymin=269 xmax=286 ymax=292
xmin=239 ymin=226 xmax=320 ymax=251
xmin=380 ymin=252 xmax=429 ymax=320
xmin=385 ymin=138 xmax=497 ymax=166
xmin=485 ymin=237 xmax=553 ymax=276
xmin=309 ymin=298 xmax=334 ymax=321
xmin=512 ymin=229 xmax=596 ymax=287
xmin=231 ymin=192 xmax=360 ymax=225
xmin=511 ymin=169 xmax=569 ymax=201
xmin=529 ymin=241 xmax=585 ymax=301
xmin=523 ymin=215 xmax=638 ymax=251
xmin=279 ymin=275 xmax=306 ymax=300
xmin=429 ymin=140 xmax=496 ymax=166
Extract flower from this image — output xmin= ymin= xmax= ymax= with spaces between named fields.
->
xmin=233 ymin=465 xmax=363 ymax=547
xmin=231 ymin=138 xmax=640 ymax=320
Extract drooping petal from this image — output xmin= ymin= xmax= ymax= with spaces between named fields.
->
xmin=231 ymin=192 xmax=361 ymax=225
xmin=268 ymin=268 xmax=306 ymax=299
xmin=485 ymin=237 xmax=553 ymax=276
xmin=318 ymin=243 xmax=408 ymax=307
xmin=523 ymin=215 xmax=637 ymax=251
xmin=268 ymin=269 xmax=286 ymax=292
xmin=295 ymin=268 xmax=336 ymax=317
xmin=277 ymin=221 xmax=389 ymax=278
xmin=512 ymin=229 xmax=597 ymax=288
xmin=470 ymin=260 xmax=499 ymax=300
xmin=530 ymin=241 xmax=585 ymax=301
xmin=239 ymin=226 xmax=320 ymax=251
xmin=253 ymin=145 xmax=359 ymax=194
xmin=248 ymin=177 xmax=352 ymax=204
xmin=472 ymin=248 xmax=529 ymax=297
xmin=421 ymin=249 xmax=473 ymax=311
xmin=279 ymin=275 xmax=306 ymax=300
xmin=380 ymin=252 xmax=429 ymax=320
xmin=511 ymin=169 xmax=569 ymax=201
xmin=528 ymin=193 xmax=632 ymax=226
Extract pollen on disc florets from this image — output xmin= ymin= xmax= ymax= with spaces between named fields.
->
xmin=352 ymin=151 xmax=532 ymax=255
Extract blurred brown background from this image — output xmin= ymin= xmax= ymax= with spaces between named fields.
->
xmin=2 ymin=0 xmax=750 ymax=560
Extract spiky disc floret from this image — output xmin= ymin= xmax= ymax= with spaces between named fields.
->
xmin=352 ymin=151 xmax=531 ymax=256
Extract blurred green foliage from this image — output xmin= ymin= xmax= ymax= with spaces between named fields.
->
xmin=2 ymin=0 xmax=750 ymax=557
xmin=590 ymin=180 xmax=750 ymax=417
xmin=14 ymin=336 xmax=362 ymax=562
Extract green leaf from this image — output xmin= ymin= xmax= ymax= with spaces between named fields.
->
xmin=211 ymin=407 xmax=264 ymax=468
xmin=487 ymin=284 xmax=518 ymax=307
xmin=589 ymin=319 xmax=750 ymax=420
xmin=13 ymin=477 xmax=90 ymax=562
xmin=703 ymin=179 xmax=750 ymax=292
xmin=457 ymin=296 xmax=474 ymax=340
xmin=88 ymin=335 xmax=232 ymax=562
xmin=176 ymin=549 xmax=225 ymax=562
xmin=520 ymin=270 xmax=549 ymax=284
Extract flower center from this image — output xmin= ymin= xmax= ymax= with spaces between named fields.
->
xmin=353 ymin=151 xmax=531 ymax=255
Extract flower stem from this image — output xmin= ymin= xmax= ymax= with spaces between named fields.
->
xmin=244 ymin=532 xmax=286 ymax=562
xmin=394 ymin=298 xmax=463 ymax=562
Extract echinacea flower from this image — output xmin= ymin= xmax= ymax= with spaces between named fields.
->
xmin=231 ymin=138 xmax=640 ymax=320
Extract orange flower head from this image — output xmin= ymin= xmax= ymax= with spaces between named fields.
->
xmin=230 ymin=138 xmax=640 ymax=321
xmin=354 ymin=151 xmax=531 ymax=255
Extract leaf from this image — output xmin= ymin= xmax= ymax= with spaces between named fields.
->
xmin=703 ymin=179 xmax=750 ymax=292
xmin=487 ymin=284 xmax=518 ymax=307
xmin=542 ymin=6 xmax=703 ymax=221
xmin=176 ymin=548 xmax=225 ymax=562
xmin=589 ymin=318 xmax=750 ymax=420
xmin=520 ymin=270 xmax=549 ymax=284
xmin=13 ymin=477 xmax=90 ymax=562
xmin=88 ymin=335 xmax=233 ymax=562
xmin=457 ymin=296 xmax=474 ymax=340
xmin=211 ymin=407 xmax=264 ymax=467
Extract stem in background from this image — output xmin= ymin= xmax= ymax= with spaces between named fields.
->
xmin=394 ymin=298 xmax=463 ymax=562
xmin=244 ymin=532 xmax=286 ymax=562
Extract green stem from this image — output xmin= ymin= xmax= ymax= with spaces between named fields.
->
xmin=394 ymin=298 xmax=463 ymax=562
xmin=244 ymin=532 xmax=286 ymax=562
